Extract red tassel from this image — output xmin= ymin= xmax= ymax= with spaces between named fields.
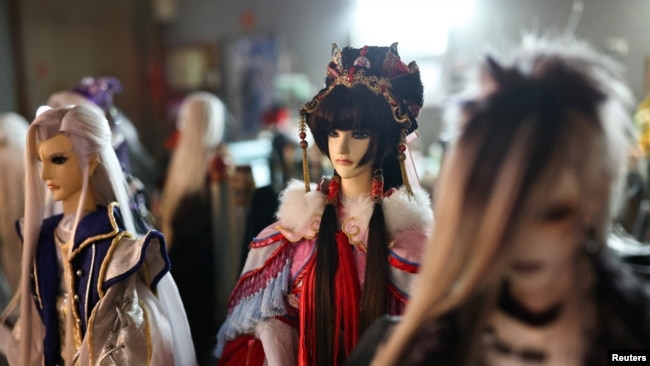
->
xmin=298 ymin=258 xmax=316 ymax=366
xmin=334 ymin=232 xmax=361 ymax=357
xmin=298 ymin=232 xmax=362 ymax=366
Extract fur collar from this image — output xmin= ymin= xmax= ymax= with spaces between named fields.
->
xmin=275 ymin=179 xmax=433 ymax=243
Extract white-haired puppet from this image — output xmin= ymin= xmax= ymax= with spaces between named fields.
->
xmin=0 ymin=113 xmax=29 ymax=299
xmin=348 ymin=37 xmax=650 ymax=366
xmin=215 ymin=44 xmax=433 ymax=366
xmin=48 ymin=77 xmax=156 ymax=235
xmin=161 ymin=91 xmax=240 ymax=364
xmin=3 ymin=105 xmax=196 ymax=365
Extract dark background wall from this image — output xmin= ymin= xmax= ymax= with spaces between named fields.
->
xmin=0 ymin=0 xmax=16 ymax=112
xmin=1 ymin=0 xmax=649 ymax=163
xmin=166 ymin=0 xmax=650 ymax=99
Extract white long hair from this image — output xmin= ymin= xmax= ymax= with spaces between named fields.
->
xmin=47 ymin=90 xmax=106 ymax=116
xmin=18 ymin=105 xmax=135 ymax=365
xmin=0 ymin=113 xmax=29 ymax=293
xmin=161 ymin=92 xmax=226 ymax=244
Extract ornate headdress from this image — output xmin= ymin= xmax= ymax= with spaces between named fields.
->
xmin=72 ymin=76 xmax=122 ymax=125
xmin=298 ymin=43 xmax=424 ymax=193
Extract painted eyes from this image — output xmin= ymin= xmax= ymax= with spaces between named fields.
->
xmin=327 ymin=130 xmax=369 ymax=139
xmin=352 ymin=130 xmax=369 ymax=139
xmin=539 ymin=204 xmax=576 ymax=222
xmin=51 ymin=155 xmax=69 ymax=165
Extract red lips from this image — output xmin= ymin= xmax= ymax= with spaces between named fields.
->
xmin=335 ymin=159 xmax=353 ymax=165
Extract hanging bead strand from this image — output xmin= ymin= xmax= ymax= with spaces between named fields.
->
xmin=299 ymin=114 xmax=311 ymax=192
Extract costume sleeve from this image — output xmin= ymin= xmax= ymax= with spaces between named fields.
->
xmin=214 ymin=227 xmax=293 ymax=359
xmin=79 ymin=231 xmax=197 ymax=366
xmin=387 ymin=230 xmax=426 ymax=313
xmin=254 ymin=317 xmax=298 ymax=365
xmin=79 ymin=274 xmax=153 ymax=365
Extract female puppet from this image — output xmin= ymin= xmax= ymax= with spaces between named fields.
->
xmin=0 ymin=112 xmax=29 ymax=297
xmin=8 ymin=105 xmax=196 ymax=365
xmin=215 ymin=44 xmax=433 ymax=366
xmin=349 ymin=37 xmax=650 ymax=366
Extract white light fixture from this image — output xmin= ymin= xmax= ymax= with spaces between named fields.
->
xmin=350 ymin=0 xmax=475 ymax=58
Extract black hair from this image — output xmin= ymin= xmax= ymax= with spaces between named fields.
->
xmin=307 ymin=83 xmax=404 ymax=365
xmin=462 ymin=59 xmax=606 ymax=217
xmin=308 ymin=84 xmax=404 ymax=189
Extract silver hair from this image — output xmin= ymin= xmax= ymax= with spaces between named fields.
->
xmin=18 ymin=105 xmax=135 ymax=364
xmin=161 ymin=92 xmax=226 ymax=244
xmin=0 ymin=112 xmax=29 ymax=292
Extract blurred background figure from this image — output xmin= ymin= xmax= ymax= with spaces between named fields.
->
xmin=160 ymin=91 xmax=242 ymax=365
xmin=48 ymin=76 xmax=156 ymax=235
xmin=604 ymin=80 xmax=650 ymax=279
xmin=235 ymin=104 xmax=297 ymax=267
xmin=349 ymin=36 xmax=650 ymax=365
xmin=257 ymin=104 xmax=299 ymax=190
xmin=0 ymin=112 xmax=28 ymax=307
xmin=620 ymin=93 xmax=650 ymax=242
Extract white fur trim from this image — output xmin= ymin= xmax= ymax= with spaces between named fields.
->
xmin=275 ymin=179 xmax=433 ymax=241
xmin=383 ymin=186 xmax=434 ymax=234
xmin=275 ymin=180 xmax=325 ymax=242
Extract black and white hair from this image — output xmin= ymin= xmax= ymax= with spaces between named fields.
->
xmin=373 ymin=36 xmax=637 ymax=366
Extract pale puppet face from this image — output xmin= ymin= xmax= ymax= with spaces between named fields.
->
xmin=38 ymin=134 xmax=85 ymax=211
xmin=506 ymin=168 xmax=583 ymax=291
xmin=328 ymin=129 xmax=373 ymax=189
xmin=505 ymin=132 xmax=604 ymax=308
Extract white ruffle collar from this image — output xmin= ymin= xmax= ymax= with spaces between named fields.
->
xmin=274 ymin=179 xmax=433 ymax=246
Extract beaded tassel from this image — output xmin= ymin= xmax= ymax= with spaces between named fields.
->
xmin=371 ymin=169 xmax=384 ymax=204
xmin=398 ymin=127 xmax=413 ymax=195
xmin=299 ymin=115 xmax=311 ymax=192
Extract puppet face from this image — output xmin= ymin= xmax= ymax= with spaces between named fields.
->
xmin=38 ymin=134 xmax=84 ymax=206
xmin=504 ymin=148 xmax=604 ymax=309
xmin=506 ymin=167 xmax=582 ymax=293
xmin=504 ymin=117 xmax=605 ymax=305
xmin=328 ymin=129 xmax=373 ymax=181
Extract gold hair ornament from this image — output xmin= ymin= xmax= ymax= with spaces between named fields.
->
xmin=301 ymin=72 xmax=412 ymax=126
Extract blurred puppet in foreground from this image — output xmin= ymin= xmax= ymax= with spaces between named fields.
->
xmin=348 ymin=36 xmax=650 ymax=365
